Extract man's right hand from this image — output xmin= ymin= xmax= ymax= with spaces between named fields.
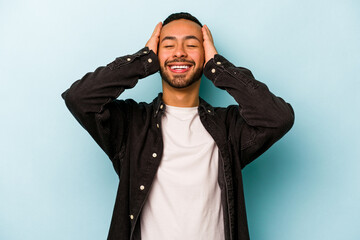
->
xmin=145 ymin=22 xmax=162 ymax=54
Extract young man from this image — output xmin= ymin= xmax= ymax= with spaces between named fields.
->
xmin=62 ymin=12 xmax=294 ymax=240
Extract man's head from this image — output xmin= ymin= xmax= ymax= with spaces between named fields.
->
xmin=162 ymin=12 xmax=203 ymax=28
xmin=158 ymin=13 xmax=205 ymax=89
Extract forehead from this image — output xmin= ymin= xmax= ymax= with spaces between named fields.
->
xmin=160 ymin=19 xmax=203 ymax=40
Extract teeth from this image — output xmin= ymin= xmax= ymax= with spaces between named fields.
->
xmin=170 ymin=65 xmax=190 ymax=69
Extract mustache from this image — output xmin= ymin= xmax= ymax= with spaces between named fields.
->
xmin=165 ymin=59 xmax=195 ymax=66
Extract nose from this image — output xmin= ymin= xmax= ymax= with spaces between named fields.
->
xmin=173 ymin=44 xmax=187 ymax=58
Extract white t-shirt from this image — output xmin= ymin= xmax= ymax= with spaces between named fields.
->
xmin=140 ymin=104 xmax=225 ymax=240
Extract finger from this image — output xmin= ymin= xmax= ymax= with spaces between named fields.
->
xmin=203 ymin=25 xmax=213 ymax=42
xmin=201 ymin=25 xmax=208 ymax=37
xmin=152 ymin=22 xmax=162 ymax=37
xmin=202 ymin=25 xmax=211 ymax=42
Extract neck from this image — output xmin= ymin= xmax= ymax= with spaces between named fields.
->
xmin=162 ymin=80 xmax=201 ymax=107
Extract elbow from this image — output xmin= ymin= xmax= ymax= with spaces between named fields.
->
xmin=61 ymin=86 xmax=85 ymax=116
xmin=278 ymin=103 xmax=295 ymax=134
xmin=61 ymin=88 xmax=72 ymax=106
xmin=62 ymin=87 xmax=76 ymax=109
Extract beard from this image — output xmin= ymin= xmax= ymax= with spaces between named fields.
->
xmin=159 ymin=60 xmax=203 ymax=89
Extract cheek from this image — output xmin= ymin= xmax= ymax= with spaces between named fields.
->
xmin=157 ymin=49 xmax=172 ymax=66
xmin=195 ymin=47 xmax=205 ymax=63
xmin=157 ymin=53 xmax=166 ymax=67
xmin=191 ymin=51 xmax=205 ymax=66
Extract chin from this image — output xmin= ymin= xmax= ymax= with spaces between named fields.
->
xmin=160 ymin=67 xmax=203 ymax=89
xmin=168 ymin=78 xmax=200 ymax=89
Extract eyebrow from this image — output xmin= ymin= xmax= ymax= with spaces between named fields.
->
xmin=161 ymin=35 xmax=201 ymax=43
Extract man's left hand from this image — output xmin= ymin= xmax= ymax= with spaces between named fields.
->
xmin=202 ymin=25 xmax=218 ymax=65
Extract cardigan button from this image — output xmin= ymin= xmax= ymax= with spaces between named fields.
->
xmin=211 ymin=68 xmax=216 ymax=73
xmin=127 ymin=58 xmax=131 ymax=62
xmin=148 ymin=58 xmax=152 ymax=63
xmin=130 ymin=215 xmax=134 ymax=220
xmin=152 ymin=153 xmax=157 ymax=158
xmin=140 ymin=185 xmax=145 ymax=190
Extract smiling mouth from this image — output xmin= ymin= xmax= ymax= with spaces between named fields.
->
xmin=167 ymin=64 xmax=193 ymax=73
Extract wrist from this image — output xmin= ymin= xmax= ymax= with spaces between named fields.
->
xmin=205 ymin=50 xmax=218 ymax=64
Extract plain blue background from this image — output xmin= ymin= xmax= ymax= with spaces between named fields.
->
xmin=1 ymin=0 xmax=359 ymax=239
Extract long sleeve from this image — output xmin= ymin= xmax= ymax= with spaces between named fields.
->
xmin=204 ymin=54 xmax=294 ymax=167
xmin=61 ymin=47 xmax=159 ymax=174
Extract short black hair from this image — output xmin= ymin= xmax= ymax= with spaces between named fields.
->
xmin=163 ymin=12 xmax=202 ymax=27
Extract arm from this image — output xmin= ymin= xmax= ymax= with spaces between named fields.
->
xmin=202 ymin=25 xmax=294 ymax=167
xmin=62 ymin=23 xmax=162 ymax=174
